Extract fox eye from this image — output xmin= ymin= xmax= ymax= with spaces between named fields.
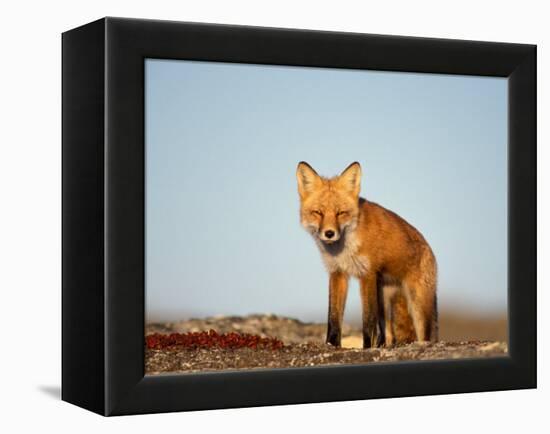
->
xmin=337 ymin=210 xmax=349 ymax=217
xmin=311 ymin=210 xmax=323 ymax=216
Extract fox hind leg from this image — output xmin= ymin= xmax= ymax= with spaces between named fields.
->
xmin=403 ymin=278 xmax=437 ymax=342
xmin=403 ymin=248 xmax=437 ymax=342
xmin=381 ymin=285 xmax=399 ymax=346
xmin=360 ymin=272 xmax=379 ymax=348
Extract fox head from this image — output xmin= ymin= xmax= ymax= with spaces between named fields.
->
xmin=296 ymin=162 xmax=362 ymax=244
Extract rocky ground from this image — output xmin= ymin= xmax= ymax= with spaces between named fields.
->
xmin=145 ymin=314 xmax=508 ymax=375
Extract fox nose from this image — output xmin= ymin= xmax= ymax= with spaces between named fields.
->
xmin=324 ymin=230 xmax=335 ymax=239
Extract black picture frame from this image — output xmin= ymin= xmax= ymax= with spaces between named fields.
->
xmin=62 ymin=17 xmax=536 ymax=416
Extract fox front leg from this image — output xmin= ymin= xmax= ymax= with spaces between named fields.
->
xmin=360 ymin=272 xmax=379 ymax=348
xmin=326 ymin=271 xmax=349 ymax=347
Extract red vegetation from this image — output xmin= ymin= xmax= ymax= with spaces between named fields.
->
xmin=146 ymin=330 xmax=284 ymax=350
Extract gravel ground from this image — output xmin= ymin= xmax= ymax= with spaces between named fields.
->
xmin=146 ymin=340 xmax=507 ymax=375
xmin=146 ymin=314 xmax=345 ymax=345
xmin=145 ymin=314 xmax=507 ymax=375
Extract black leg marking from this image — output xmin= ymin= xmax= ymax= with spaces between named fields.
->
xmin=326 ymin=321 xmax=341 ymax=347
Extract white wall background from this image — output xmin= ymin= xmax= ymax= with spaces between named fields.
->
xmin=0 ymin=0 xmax=546 ymax=432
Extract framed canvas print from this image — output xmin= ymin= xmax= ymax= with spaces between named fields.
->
xmin=62 ymin=17 xmax=536 ymax=416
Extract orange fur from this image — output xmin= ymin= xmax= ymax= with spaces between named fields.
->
xmin=296 ymin=162 xmax=437 ymax=348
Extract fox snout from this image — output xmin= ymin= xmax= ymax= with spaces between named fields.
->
xmin=318 ymin=221 xmax=341 ymax=243
xmin=324 ymin=230 xmax=335 ymax=239
xmin=301 ymin=218 xmax=339 ymax=242
xmin=319 ymin=230 xmax=339 ymax=243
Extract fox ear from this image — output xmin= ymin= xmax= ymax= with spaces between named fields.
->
xmin=296 ymin=162 xmax=322 ymax=198
xmin=337 ymin=162 xmax=362 ymax=197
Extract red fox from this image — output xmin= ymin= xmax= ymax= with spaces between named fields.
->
xmin=296 ymin=161 xmax=438 ymax=348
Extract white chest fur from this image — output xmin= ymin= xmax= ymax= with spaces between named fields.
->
xmin=317 ymin=231 xmax=369 ymax=278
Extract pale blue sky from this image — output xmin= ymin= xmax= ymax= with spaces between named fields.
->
xmin=145 ymin=59 xmax=507 ymax=323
